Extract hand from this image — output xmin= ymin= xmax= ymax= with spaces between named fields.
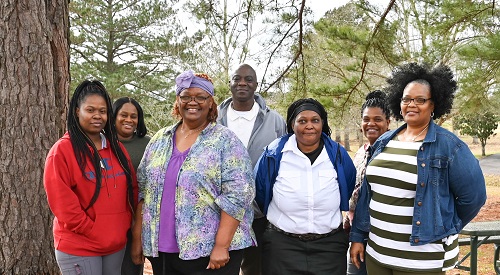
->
xmin=131 ymin=234 xmax=145 ymax=265
xmin=343 ymin=215 xmax=351 ymax=235
xmin=350 ymin=242 xmax=365 ymax=269
xmin=206 ymin=245 xmax=230 ymax=269
xmin=131 ymin=201 xmax=144 ymax=265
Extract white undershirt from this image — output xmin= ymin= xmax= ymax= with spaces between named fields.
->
xmin=100 ymin=132 xmax=107 ymax=148
xmin=226 ymin=101 xmax=259 ymax=148
xmin=267 ymin=135 xmax=342 ymax=234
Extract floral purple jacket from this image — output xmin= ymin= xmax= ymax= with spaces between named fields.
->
xmin=137 ymin=122 xmax=256 ymax=259
xmin=343 ymin=143 xmax=369 ymax=232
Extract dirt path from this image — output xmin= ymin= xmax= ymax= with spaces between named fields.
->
xmin=446 ymin=184 xmax=500 ymax=275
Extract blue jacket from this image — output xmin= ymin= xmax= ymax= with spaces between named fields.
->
xmin=254 ymin=133 xmax=356 ymax=215
xmin=350 ymin=121 xmax=487 ymax=245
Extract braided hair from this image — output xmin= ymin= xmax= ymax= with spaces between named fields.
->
xmin=68 ymin=80 xmax=134 ymax=211
xmin=362 ymin=90 xmax=390 ymax=120
xmin=286 ymin=98 xmax=332 ymax=136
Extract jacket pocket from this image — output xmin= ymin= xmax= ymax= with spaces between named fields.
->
xmin=85 ymin=211 xmax=131 ymax=252
xmin=429 ymin=156 xmax=449 ymax=186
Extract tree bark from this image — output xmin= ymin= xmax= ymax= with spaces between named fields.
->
xmin=343 ymin=128 xmax=350 ymax=151
xmin=356 ymin=127 xmax=363 ymax=148
xmin=335 ymin=128 xmax=342 ymax=143
xmin=473 ymin=136 xmax=479 ymax=145
xmin=0 ymin=0 xmax=69 ymax=273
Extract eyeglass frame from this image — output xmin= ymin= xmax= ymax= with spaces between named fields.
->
xmin=179 ymin=95 xmax=210 ymax=104
xmin=400 ymin=97 xmax=432 ymax=105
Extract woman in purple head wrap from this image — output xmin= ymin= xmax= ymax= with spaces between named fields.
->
xmin=131 ymin=70 xmax=256 ymax=275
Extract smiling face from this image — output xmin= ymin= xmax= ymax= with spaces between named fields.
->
xmin=292 ymin=110 xmax=323 ymax=153
xmin=76 ymin=94 xmax=107 ymax=140
xmin=177 ymin=87 xmax=213 ymax=123
xmin=115 ymin=102 xmax=138 ymax=140
xmin=230 ymin=65 xmax=257 ymax=104
xmin=362 ymin=107 xmax=390 ymax=145
xmin=401 ymin=82 xmax=434 ymax=127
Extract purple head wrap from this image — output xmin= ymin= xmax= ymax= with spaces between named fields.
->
xmin=175 ymin=70 xmax=214 ymax=96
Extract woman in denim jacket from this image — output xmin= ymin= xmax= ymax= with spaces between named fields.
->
xmin=350 ymin=63 xmax=486 ymax=274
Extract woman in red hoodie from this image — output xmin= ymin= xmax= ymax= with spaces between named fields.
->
xmin=44 ymin=80 xmax=138 ymax=275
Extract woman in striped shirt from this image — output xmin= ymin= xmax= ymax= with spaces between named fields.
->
xmin=350 ymin=63 xmax=486 ymax=274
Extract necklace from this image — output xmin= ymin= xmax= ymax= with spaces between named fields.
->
xmin=406 ymin=123 xmax=430 ymax=142
xmin=180 ymin=123 xmax=206 ymax=140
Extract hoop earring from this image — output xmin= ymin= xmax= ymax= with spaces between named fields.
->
xmin=400 ymin=111 xmax=403 ymax=116
xmin=431 ymin=112 xmax=434 ymax=118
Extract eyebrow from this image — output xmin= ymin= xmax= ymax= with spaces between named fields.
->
xmin=297 ymin=115 xmax=321 ymax=119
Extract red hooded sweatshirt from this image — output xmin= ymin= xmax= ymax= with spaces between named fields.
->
xmin=44 ymin=132 xmax=138 ymax=256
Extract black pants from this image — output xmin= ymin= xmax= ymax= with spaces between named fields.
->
xmin=122 ymin=229 xmax=144 ymax=275
xmin=147 ymin=250 xmax=243 ymax=275
xmin=262 ymin=227 xmax=349 ymax=275
xmin=240 ymin=217 xmax=267 ymax=275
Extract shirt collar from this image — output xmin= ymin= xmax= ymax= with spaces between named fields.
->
xmin=282 ymin=134 xmax=328 ymax=164
xmin=227 ymin=101 xmax=259 ymax=121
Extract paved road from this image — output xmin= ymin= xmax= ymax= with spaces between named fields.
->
xmin=479 ymin=154 xmax=500 ymax=175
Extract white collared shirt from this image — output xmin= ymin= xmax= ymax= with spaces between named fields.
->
xmin=226 ymin=101 xmax=259 ymax=148
xmin=267 ymin=135 xmax=342 ymax=234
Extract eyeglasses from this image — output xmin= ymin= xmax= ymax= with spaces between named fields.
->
xmin=401 ymin=97 xmax=432 ymax=105
xmin=179 ymin=95 xmax=210 ymax=104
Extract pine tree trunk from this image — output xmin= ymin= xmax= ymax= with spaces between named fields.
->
xmin=0 ymin=0 xmax=69 ymax=273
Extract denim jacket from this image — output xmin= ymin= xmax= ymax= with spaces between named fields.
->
xmin=350 ymin=121 xmax=486 ymax=245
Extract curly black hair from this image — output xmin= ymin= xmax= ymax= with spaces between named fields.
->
xmin=385 ymin=63 xmax=457 ymax=121
xmin=362 ymin=90 xmax=390 ymax=120
xmin=286 ymin=98 xmax=331 ymax=136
